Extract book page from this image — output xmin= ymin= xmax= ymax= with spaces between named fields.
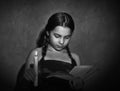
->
xmin=47 ymin=65 xmax=98 ymax=81
xmin=69 ymin=65 xmax=93 ymax=80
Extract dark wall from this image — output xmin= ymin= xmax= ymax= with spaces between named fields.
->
xmin=0 ymin=0 xmax=119 ymax=91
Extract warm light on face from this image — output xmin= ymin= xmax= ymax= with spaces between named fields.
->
xmin=49 ymin=26 xmax=72 ymax=51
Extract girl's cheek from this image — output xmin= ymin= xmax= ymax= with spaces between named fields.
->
xmin=65 ymin=40 xmax=70 ymax=45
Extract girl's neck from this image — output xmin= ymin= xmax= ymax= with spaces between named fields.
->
xmin=47 ymin=44 xmax=66 ymax=54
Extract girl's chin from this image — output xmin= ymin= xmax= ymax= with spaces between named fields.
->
xmin=55 ymin=48 xmax=62 ymax=51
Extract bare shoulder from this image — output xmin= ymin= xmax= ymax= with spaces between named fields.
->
xmin=71 ymin=53 xmax=80 ymax=66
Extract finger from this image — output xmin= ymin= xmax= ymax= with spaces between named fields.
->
xmin=69 ymin=80 xmax=74 ymax=89
xmin=72 ymin=78 xmax=84 ymax=89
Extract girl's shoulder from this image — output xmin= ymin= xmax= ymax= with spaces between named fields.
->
xmin=71 ymin=52 xmax=80 ymax=66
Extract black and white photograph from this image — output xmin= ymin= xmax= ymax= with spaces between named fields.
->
xmin=0 ymin=0 xmax=119 ymax=91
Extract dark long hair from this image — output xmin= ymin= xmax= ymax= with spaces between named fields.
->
xmin=36 ymin=12 xmax=76 ymax=66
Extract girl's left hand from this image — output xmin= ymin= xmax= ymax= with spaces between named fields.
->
xmin=69 ymin=76 xmax=84 ymax=90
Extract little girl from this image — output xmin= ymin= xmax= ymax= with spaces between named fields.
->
xmin=15 ymin=12 xmax=84 ymax=91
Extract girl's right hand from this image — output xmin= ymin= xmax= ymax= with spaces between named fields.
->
xmin=24 ymin=68 xmax=36 ymax=82
xmin=69 ymin=76 xmax=84 ymax=90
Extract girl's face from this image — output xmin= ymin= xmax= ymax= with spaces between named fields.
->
xmin=48 ymin=26 xmax=72 ymax=51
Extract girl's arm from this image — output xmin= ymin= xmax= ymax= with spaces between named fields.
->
xmin=70 ymin=53 xmax=85 ymax=90
xmin=72 ymin=53 xmax=80 ymax=66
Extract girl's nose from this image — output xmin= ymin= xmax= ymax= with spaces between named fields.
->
xmin=59 ymin=38 xmax=64 ymax=45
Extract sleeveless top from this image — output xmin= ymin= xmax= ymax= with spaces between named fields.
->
xmin=29 ymin=54 xmax=77 ymax=90
xmin=15 ymin=50 xmax=78 ymax=91
xmin=37 ymin=55 xmax=77 ymax=77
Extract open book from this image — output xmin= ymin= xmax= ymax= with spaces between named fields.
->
xmin=47 ymin=65 xmax=95 ymax=81
xmin=69 ymin=65 xmax=93 ymax=80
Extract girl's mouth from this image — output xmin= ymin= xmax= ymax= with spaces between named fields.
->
xmin=56 ymin=45 xmax=64 ymax=49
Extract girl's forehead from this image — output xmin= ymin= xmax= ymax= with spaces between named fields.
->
xmin=52 ymin=26 xmax=71 ymax=35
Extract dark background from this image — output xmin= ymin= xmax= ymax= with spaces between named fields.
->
xmin=0 ymin=0 xmax=119 ymax=91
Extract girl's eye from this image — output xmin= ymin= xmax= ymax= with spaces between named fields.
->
xmin=65 ymin=36 xmax=70 ymax=39
xmin=54 ymin=34 xmax=60 ymax=38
